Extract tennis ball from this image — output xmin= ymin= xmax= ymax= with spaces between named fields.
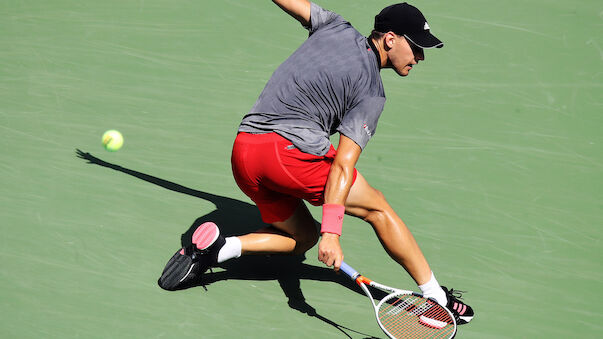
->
xmin=102 ymin=130 xmax=124 ymax=152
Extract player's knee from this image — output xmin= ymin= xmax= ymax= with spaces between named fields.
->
xmin=363 ymin=188 xmax=390 ymax=224
xmin=364 ymin=208 xmax=388 ymax=227
xmin=293 ymin=230 xmax=319 ymax=254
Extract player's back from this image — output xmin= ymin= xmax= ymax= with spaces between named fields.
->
xmin=241 ymin=4 xmax=384 ymax=156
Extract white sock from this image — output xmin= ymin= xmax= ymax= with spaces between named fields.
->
xmin=418 ymin=272 xmax=447 ymax=307
xmin=217 ymin=237 xmax=242 ymax=263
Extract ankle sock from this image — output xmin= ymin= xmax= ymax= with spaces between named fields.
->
xmin=418 ymin=272 xmax=447 ymax=306
xmin=217 ymin=237 xmax=242 ymax=263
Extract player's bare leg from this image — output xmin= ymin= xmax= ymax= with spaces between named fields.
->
xmin=158 ymin=201 xmax=317 ymax=290
xmin=239 ymin=201 xmax=319 ymax=255
xmin=344 ymin=171 xmax=432 ymax=285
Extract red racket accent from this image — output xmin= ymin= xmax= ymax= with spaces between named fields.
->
xmin=356 ymin=276 xmax=373 ymax=285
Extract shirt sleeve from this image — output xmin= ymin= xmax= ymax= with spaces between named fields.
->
xmin=337 ymin=96 xmax=386 ymax=150
xmin=307 ymin=2 xmax=344 ymax=34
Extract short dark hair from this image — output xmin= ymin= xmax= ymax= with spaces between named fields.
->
xmin=370 ymin=29 xmax=403 ymax=41
xmin=369 ymin=30 xmax=385 ymax=41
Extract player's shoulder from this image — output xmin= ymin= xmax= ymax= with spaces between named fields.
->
xmin=308 ymin=2 xmax=349 ymax=33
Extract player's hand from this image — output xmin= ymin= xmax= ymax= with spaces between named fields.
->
xmin=318 ymin=232 xmax=343 ymax=271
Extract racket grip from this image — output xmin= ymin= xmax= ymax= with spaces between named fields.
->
xmin=339 ymin=261 xmax=358 ymax=280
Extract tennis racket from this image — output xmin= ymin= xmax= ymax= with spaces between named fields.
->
xmin=340 ymin=261 xmax=456 ymax=339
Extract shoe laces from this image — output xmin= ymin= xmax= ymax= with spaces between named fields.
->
xmin=193 ymin=267 xmax=214 ymax=292
xmin=446 ymin=288 xmax=467 ymax=301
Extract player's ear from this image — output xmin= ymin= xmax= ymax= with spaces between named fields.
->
xmin=384 ymin=32 xmax=396 ymax=50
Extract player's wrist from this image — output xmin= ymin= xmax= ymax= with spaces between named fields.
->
xmin=321 ymin=232 xmax=340 ymax=239
xmin=321 ymin=203 xmax=345 ymax=236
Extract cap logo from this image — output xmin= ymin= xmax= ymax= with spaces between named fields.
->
xmin=424 ymin=22 xmax=430 ymax=30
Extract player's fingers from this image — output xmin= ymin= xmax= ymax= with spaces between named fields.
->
xmin=318 ymin=248 xmax=329 ymax=262
xmin=333 ymin=255 xmax=343 ymax=272
xmin=325 ymin=254 xmax=335 ymax=267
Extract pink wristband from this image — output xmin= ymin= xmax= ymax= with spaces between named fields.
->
xmin=321 ymin=204 xmax=345 ymax=236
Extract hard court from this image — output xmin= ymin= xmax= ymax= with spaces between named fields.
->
xmin=1 ymin=0 xmax=601 ymax=338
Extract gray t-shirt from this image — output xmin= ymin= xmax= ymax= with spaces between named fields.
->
xmin=238 ymin=2 xmax=385 ymax=156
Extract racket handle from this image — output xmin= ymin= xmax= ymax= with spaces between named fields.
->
xmin=339 ymin=261 xmax=359 ymax=280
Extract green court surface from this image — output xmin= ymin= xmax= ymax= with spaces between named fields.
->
xmin=2 ymin=0 xmax=601 ymax=338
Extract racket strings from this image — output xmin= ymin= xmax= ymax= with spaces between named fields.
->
xmin=378 ymin=295 xmax=454 ymax=339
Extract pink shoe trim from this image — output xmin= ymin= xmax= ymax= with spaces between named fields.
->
xmin=192 ymin=222 xmax=220 ymax=250
xmin=452 ymin=302 xmax=467 ymax=315
xmin=179 ymin=248 xmax=185 ymax=255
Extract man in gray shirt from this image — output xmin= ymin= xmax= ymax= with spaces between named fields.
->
xmin=159 ymin=0 xmax=474 ymax=325
xmin=239 ymin=2 xmax=386 ymax=156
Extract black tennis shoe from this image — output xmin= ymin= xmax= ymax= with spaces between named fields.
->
xmin=158 ymin=222 xmax=225 ymax=291
xmin=442 ymin=286 xmax=474 ymax=325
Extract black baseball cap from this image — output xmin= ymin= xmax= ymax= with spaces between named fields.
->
xmin=374 ymin=3 xmax=443 ymax=49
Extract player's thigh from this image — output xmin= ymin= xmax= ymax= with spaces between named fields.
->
xmin=345 ymin=171 xmax=392 ymax=219
xmin=271 ymin=201 xmax=319 ymax=245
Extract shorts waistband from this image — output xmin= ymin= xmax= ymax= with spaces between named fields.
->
xmin=236 ymin=132 xmax=290 ymax=144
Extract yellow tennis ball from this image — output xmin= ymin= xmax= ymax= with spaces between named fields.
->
xmin=102 ymin=130 xmax=124 ymax=152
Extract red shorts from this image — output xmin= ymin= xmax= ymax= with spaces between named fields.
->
xmin=231 ymin=132 xmax=357 ymax=223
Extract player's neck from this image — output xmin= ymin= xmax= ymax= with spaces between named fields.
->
xmin=369 ymin=37 xmax=387 ymax=69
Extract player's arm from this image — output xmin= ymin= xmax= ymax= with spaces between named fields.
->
xmin=318 ymin=134 xmax=362 ymax=270
xmin=272 ymin=0 xmax=311 ymax=26
xmin=324 ymin=134 xmax=361 ymax=205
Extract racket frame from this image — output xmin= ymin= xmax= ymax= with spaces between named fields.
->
xmin=340 ymin=261 xmax=457 ymax=339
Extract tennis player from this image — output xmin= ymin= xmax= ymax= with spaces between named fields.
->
xmin=159 ymin=0 xmax=474 ymax=324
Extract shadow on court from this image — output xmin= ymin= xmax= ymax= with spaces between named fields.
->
xmin=76 ymin=149 xmax=383 ymax=339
